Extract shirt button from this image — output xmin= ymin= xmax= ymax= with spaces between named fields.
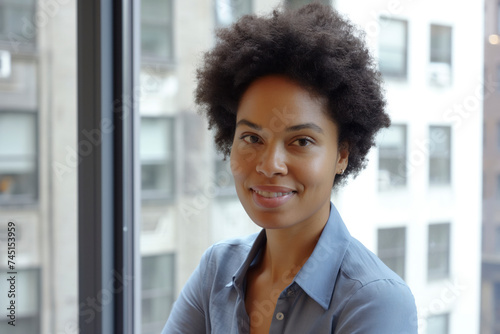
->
xmin=276 ymin=312 xmax=284 ymax=321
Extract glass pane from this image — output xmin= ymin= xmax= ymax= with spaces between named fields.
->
xmin=428 ymin=223 xmax=450 ymax=280
xmin=215 ymin=0 xmax=252 ymax=26
xmin=427 ymin=314 xmax=449 ymax=334
xmin=141 ymin=0 xmax=173 ymax=60
xmin=378 ymin=124 xmax=407 ymax=189
xmin=285 ymin=0 xmax=330 ymax=10
xmin=378 ymin=227 xmax=406 ymax=279
xmin=429 ymin=126 xmax=451 ymax=185
xmin=379 ymin=17 xmax=407 ymax=78
xmin=0 ymin=1 xmax=36 ymax=44
xmin=430 ymin=25 xmax=452 ymax=64
xmin=0 ymin=1 xmax=77 ymax=334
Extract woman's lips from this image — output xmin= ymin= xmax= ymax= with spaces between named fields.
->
xmin=250 ymin=186 xmax=296 ymax=208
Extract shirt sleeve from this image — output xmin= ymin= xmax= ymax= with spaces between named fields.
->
xmin=335 ymin=279 xmax=418 ymax=334
xmin=161 ymin=248 xmax=213 ymax=334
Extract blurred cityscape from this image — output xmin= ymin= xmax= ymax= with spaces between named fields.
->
xmin=0 ymin=0 xmax=497 ymax=333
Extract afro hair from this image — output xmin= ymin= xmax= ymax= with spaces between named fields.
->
xmin=195 ymin=2 xmax=390 ymax=187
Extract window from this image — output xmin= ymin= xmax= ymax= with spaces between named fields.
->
xmin=426 ymin=313 xmax=449 ymax=334
xmin=428 ymin=223 xmax=450 ymax=280
xmin=429 ymin=25 xmax=452 ymax=86
xmin=141 ymin=0 xmax=174 ymax=61
xmin=215 ymin=0 xmax=252 ymax=27
xmin=0 ymin=0 xmax=37 ymax=47
xmin=497 ymin=121 xmax=500 ymax=150
xmin=497 ymin=174 xmax=500 ymax=199
xmin=214 ymin=150 xmax=236 ymax=196
xmin=429 ymin=126 xmax=451 ymax=185
xmin=0 ymin=268 xmax=40 ymax=332
xmin=0 ymin=111 xmax=37 ymax=204
xmin=142 ymin=253 xmax=175 ymax=334
xmin=377 ymin=124 xmax=407 ymax=190
xmin=497 ymin=0 xmax=500 ymax=34
xmin=495 ymin=227 xmax=500 ymax=254
xmin=377 ymin=227 xmax=406 ymax=279
xmin=378 ymin=17 xmax=408 ymax=78
xmin=494 ymin=283 xmax=500 ymax=331
xmin=140 ymin=116 xmax=175 ymax=200
xmin=285 ymin=0 xmax=330 ymax=10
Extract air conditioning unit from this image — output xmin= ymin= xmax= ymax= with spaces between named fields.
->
xmin=428 ymin=62 xmax=451 ymax=87
xmin=0 ymin=50 xmax=12 ymax=79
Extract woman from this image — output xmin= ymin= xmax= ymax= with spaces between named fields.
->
xmin=162 ymin=3 xmax=417 ymax=333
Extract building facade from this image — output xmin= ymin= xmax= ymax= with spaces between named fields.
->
xmin=481 ymin=0 xmax=500 ymax=333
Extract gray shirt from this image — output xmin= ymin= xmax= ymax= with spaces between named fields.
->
xmin=162 ymin=203 xmax=418 ymax=333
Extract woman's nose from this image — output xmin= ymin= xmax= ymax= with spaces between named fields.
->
xmin=255 ymin=144 xmax=288 ymax=177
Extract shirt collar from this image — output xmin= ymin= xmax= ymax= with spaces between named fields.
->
xmin=229 ymin=202 xmax=351 ymax=310
xmin=294 ymin=203 xmax=351 ymax=309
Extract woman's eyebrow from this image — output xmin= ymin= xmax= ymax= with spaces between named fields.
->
xmin=286 ymin=123 xmax=324 ymax=134
xmin=236 ymin=119 xmax=262 ymax=130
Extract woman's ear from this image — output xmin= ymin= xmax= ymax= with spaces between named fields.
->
xmin=336 ymin=141 xmax=349 ymax=173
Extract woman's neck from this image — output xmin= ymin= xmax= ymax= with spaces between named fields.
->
xmin=261 ymin=208 xmax=330 ymax=285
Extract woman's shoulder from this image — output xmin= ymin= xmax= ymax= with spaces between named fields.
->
xmin=340 ymin=236 xmax=408 ymax=288
xmin=199 ymin=231 xmax=262 ymax=275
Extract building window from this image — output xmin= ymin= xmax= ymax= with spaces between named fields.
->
xmin=497 ymin=174 xmax=500 ymax=199
xmin=429 ymin=126 xmax=451 ymax=185
xmin=214 ymin=150 xmax=236 ymax=196
xmin=497 ymin=0 xmax=500 ymax=34
xmin=495 ymin=282 xmax=500 ymax=332
xmin=426 ymin=313 xmax=449 ymax=334
xmin=377 ymin=227 xmax=406 ymax=280
xmin=495 ymin=226 xmax=500 ymax=254
xmin=141 ymin=253 xmax=175 ymax=334
xmin=378 ymin=17 xmax=408 ymax=79
xmin=140 ymin=116 xmax=175 ymax=200
xmin=497 ymin=121 xmax=500 ymax=150
xmin=377 ymin=124 xmax=407 ymax=190
xmin=285 ymin=0 xmax=330 ymax=9
xmin=428 ymin=223 xmax=450 ymax=280
xmin=496 ymin=65 xmax=500 ymax=93
xmin=0 ymin=268 xmax=40 ymax=332
xmin=0 ymin=111 xmax=37 ymax=204
xmin=0 ymin=0 xmax=37 ymax=47
xmin=429 ymin=24 xmax=452 ymax=86
xmin=141 ymin=0 xmax=174 ymax=62
xmin=215 ymin=0 xmax=252 ymax=27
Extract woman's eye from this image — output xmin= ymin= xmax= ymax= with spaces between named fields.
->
xmin=242 ymin=135 xmax=260 ymax=144
xmin=292 ymin=138 xmax=313 ymax=147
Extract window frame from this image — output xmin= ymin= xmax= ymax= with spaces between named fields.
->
xmin=78 ymin=1 xmax=141 ymax=333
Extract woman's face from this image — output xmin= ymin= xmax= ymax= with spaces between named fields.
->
xmin=230 ymin=75 xmax=348 ymax=231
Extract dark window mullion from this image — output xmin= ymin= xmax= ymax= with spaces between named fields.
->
xmin=113 ymin=0 xmax=141 ymax=333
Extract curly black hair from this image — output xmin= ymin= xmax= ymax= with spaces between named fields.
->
xmin=195 ymin=2 xmax=390 ymax=187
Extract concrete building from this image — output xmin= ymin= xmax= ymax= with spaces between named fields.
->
xmin=481 ymin=0 xmax=500 ymax=333
xmin=0 ymin=0 xmax=483 ymax=333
